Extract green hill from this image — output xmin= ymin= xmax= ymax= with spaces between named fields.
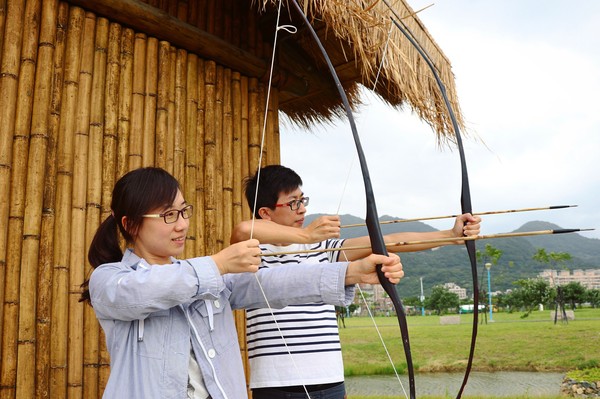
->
xmin=305 ymin=214 xmax=600 ymax=298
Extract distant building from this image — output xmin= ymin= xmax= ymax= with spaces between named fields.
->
xmin=443 ymin=282 xmax=467 ymax=300
xmin=538 ymin=269 xmax=600 ymax=289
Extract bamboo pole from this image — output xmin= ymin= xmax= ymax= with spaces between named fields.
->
xmin=117 ymin=28 xmax=134 ymax=178
xmin=173 ymin=48 xmax=187 ymax=183
xmin=222 ymin=68 xmax=233 ymax=244
xmin=214 ymin=65 xmax=224 ymax=249
xmin=231 ymin=71 xmax=243 ymax=225
xmin=186 ymin=0 xmax=198 ymax=28
xmin=268 ymin=87 xmax=280 ymax=164
xmin=184 ymin=53 xmax=198 ymax=259
xmin=98 ymin=22 xmax=124 ymax=398
xmin=0 ymin=0 xmax=6 ymax=55
xmin=1 ymin=0 xmax=34 ymax=395
xmin=14 ymin=0 xmax=46 ymax=397
xmin=81 ymin=15 xmax=110 ymax=399
xmin=0 ymin=1 xmax=26 ymax=375
xmin=166 ymin=45 xmax=176 ymax=174
xmin=247 ymin=77 xmax=260 ymax=175
xmin=240 ymin=76 xmax=250 ymax=221
xmin=141 ymin=37 xmax=158 ymax=167
xmin=128 ymin=32 xmax=147 ymax=170
xmin=204 ymin=60 xmax=217 ymax=254
xmin=67 ymin=12 xmax=98 ymax=399
xmin=194 ymin=57 xmax=206 ymax=257
xmin=35 ymin=4 xmax=67 ymax=397
xmin=155 ymin=40 xmax=170 ymax=169
xmin=50 ymin=6 xmax=86 ymax=398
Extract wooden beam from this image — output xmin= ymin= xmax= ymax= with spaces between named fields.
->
xmin=67 ymin=0 xmax=268 ymax=78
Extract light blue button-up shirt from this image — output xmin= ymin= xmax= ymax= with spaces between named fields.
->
xmin=89 ymin=249 xmax=354 ymax=398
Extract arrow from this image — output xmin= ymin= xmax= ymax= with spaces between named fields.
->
xmin=260 ymin=228 xmax=594 ymax=257
xmin=341 ymin=205 xmax=578 ymax=228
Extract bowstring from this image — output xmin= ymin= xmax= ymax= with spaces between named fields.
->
xmin=249 ymin=1 xmax=311 ymax=397
xmin=340 ymin=251 xmax=409 ymax=399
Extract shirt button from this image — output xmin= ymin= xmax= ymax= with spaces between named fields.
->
xmin=214 ymin=300 xmax=221 ymax=308
xmin=208 ymin=349 xmax=216 ymax=358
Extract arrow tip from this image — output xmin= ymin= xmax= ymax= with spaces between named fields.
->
xmin=549 ymin=205 xmax=578 ymax=209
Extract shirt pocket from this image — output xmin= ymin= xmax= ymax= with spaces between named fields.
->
xmin=135 ymin=309 xmax=171 ymax=359
xmin=191 ymin=298 xmax=236 ymax=354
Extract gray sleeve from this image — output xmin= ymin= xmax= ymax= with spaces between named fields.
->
xmin=90 ymin=257 xmax=224 ymax=321
xmin=224 ymin=261 xmax=355 ymax=310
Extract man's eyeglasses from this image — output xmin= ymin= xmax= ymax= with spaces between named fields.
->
xmin=142 ymin=204 xmax=194 ymax=224
xmin=275 ymin=197 xmax=309 ymax=211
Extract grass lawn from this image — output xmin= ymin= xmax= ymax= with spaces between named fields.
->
xmin=339 ymin=308 xmax=600 ymax=376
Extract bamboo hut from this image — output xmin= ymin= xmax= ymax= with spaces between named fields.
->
xmin=0 ymin=0 xmax=464 ymax=397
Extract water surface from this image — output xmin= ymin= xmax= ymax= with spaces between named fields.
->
xmin=346 ymin=371 xmax=565 ymax=397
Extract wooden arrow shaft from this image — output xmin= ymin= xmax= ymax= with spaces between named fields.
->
xmin=341 ymin=205 xmax=577 ymax=228
xmin=259 ymin=228 xmax=593 ymax=257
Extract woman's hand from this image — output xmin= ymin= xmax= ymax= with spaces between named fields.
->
xmin=345 ymin=253 xmax=404 ymax=285
xmin=211 ymin=239 xmax=262 ymax=275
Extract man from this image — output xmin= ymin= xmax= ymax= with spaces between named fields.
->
xmin=231 ymin=164 xmax=481 ymax=399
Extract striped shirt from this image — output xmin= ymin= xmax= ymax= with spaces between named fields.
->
xmin=247 ymin=239 xmax=346 ymax=389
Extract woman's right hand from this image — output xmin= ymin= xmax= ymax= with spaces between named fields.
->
xmin=211 ymin=239 xmax=262 ymax=275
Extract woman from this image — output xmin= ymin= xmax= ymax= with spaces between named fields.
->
xmin=81 ymin=167 xmax=403 ymax=399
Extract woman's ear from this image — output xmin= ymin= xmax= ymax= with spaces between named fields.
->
xmin=121 ymin=216 xmax=128 ymax=231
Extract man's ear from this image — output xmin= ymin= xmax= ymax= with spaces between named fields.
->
xmin=257 ymin=207 xmax=273 ymax=220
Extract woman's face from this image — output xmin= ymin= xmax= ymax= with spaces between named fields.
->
xmin=131 ymin=189 xmax=189 ymax=265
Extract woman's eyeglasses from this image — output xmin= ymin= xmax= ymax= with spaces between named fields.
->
xmin=274 ymin=197 xmax=309 ymax=211
xmin=142 ymin=204 xmax=194 ymax=224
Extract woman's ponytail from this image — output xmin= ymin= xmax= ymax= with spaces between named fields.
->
xmin=79 ymin=214 xmax=122 ymax=303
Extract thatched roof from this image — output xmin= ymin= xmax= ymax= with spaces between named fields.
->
xmin=68 ymin=0 xmax=464 ymax=142
xmin=257 ymin=0 xmax=465 ymax=142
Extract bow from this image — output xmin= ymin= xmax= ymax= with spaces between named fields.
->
xmin=383 ymin=5 xmax=478 ymax=397
xmin=288 ymin=1 xmax=416 ymax=398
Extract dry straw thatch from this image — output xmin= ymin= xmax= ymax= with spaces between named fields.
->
xmin=259 ymin=0 xmax=465 ymax=143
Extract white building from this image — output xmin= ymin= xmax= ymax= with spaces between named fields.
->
xmin=443 ymin=282 xmax=467 ymax=300
xmin=538 ymin=269 xmax=600 ymax=289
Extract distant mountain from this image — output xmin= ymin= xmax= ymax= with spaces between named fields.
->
xmin=305 ymin=214 xmax=600 ymax=298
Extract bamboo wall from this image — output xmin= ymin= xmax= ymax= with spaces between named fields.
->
xmin=0 ymin=0 xmax=280 ymax=397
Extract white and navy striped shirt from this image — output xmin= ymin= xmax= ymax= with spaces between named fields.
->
xmin=247 ymin=239 xmax=346 ymax=389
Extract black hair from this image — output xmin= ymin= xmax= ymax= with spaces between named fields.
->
xmin=244 ymin=165 xmax=302 ymax=218
xmin=80 ymin=167 xmax=180 ymax=303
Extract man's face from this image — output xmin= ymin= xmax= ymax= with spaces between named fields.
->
xmin=260 ymin=187 xmax=307 ymax=227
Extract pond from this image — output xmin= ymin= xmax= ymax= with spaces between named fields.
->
xmin=345 ymin=371 xmax=565 ymax=397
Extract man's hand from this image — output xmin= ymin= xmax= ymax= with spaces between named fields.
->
xmin=452 ymin=213 xmax=482 ymax=239
xmin=211 ymin=239 xmax=262 ymax=275
xmin=304 ymin=215 xmax=341 ymax=243
xmin=345 ymin=253 xmax=404 ymax=285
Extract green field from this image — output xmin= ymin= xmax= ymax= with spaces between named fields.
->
xmin=340 ymin=308 xmax=600 ymax=376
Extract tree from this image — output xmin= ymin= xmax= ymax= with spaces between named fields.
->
xmin=532 ymin=248 xmax=572 ymax=269
xmin=532 ymin=248 xmax=573 ymax=322
xmin=562 ymin=282 xmax=587 ymax=309
xmin=476 ymin=243 xmax=503 ymax=266
xmin=586 ymin=289 xmax=600 ymax=308
xmin=476 ymin=244 xmax=503 ymax=323
xmin=425 ymin=285 xmax=459 ymax=315
xmin=513 ymin=278 xmax=552 ymax=318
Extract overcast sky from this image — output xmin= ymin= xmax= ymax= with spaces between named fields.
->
xmin=278 ymin=1 xmax=600 ymax=241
